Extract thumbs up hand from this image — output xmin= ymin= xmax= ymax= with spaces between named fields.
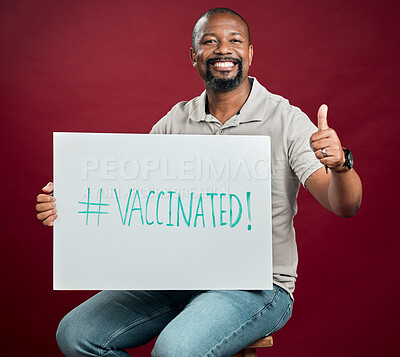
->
xmin=310 ymin=104 xmax=346 ymax=172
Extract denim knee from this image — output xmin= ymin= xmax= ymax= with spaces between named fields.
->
xmin=56 ymin=312 xmax=96 ymax=357
xmin=152 ymin=333 xmax=202 ymax=357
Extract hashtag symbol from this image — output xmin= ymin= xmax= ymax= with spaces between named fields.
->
xmin=78 ymin=188 xmax=109 ymax=226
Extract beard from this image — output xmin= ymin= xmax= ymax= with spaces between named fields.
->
xmin=205 ymin=57 xmax=243 ymax=92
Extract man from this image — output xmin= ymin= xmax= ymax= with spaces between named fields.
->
xmin=36 ymin=8 xmax=362 ymax=357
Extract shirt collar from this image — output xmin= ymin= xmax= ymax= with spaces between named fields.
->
xmin=189 ymin=77 xmax=266 ymax=124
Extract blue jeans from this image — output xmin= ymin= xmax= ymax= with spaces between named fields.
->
xmin=56 ymin=285 xmax=293 ymax=357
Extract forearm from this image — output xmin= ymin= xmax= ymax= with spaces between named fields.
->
xmin=327 ymin=168 xmax=362 ymax=217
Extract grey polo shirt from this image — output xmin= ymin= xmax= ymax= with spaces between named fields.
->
xmin=150 ymin=77 xmax=323 ymax=296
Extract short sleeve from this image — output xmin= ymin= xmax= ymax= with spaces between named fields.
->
xmin=287 ymin=111 xmax=323 ymax=186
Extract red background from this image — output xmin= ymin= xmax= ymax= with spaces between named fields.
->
xmin=1 ymin=0 xmax=399 ymax=356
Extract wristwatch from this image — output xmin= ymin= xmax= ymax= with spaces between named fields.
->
xmin=342 ymin=148 xmax=353 ymax=170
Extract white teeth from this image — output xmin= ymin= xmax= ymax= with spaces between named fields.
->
xmin=214 ymin=62 xmax=234 ymax=68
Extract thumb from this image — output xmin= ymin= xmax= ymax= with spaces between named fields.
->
xmin=42 ymin=182 xmax=54 ymax=193
xmin=317 ymin=104 xmax=329 ymax=131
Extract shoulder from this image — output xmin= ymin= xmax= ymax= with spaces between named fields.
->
xmin=250 ymin=77 xmax=305 ymax=124
xmin=265 ymin=87 xmax=304 ymax=122
xmin=264 ymin=86 xmax=315 ymax=130
xmin=149 ymin=94 xmax=203 ymax=134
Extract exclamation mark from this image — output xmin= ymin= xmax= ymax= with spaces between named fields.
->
xmin=246 ymin=191 xmax=252 ymax=231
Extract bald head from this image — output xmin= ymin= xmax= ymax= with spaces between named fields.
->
xmin=192 ymin=8 xmax=251 ymax=49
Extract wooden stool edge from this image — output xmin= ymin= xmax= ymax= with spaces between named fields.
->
xmin=244 ymin=335 xmax=273 ymax=348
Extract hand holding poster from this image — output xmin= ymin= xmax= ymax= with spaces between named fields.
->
xmin=53 ymin=133 xmax=272 ymax=290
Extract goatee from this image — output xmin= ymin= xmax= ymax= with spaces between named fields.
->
xmin=205 ymin=58 xmax=243 ymax=92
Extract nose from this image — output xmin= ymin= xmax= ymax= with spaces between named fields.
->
xmin=214 ymin=39 xmax=232 ymax=55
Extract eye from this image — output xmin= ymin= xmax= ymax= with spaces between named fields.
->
xmin=203 ymin=39 xmax=216 ymax=44
xmin=231 ymin=39 xmax=242 ymax=43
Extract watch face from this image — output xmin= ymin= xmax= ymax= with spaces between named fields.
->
xmin=343 ymin=148 xmax=353 ymax=169
xmin=348 ymin=150 xmax=353 ymax=169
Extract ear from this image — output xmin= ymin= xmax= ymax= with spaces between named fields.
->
xmin=190 ymin=47 xmax=197 ymax=68
xmin=248 ymin=45 xmax=254 ymax=66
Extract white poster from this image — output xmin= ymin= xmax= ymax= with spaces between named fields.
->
xmin=53 ymin=133 xmax=272 ymax=290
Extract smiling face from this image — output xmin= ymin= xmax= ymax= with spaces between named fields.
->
xmin=190 ymin=12 xmax=253 ymax=92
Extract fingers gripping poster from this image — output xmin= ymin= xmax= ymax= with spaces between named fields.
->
xmin=53 ymin=133 xmax=272 ymax=290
